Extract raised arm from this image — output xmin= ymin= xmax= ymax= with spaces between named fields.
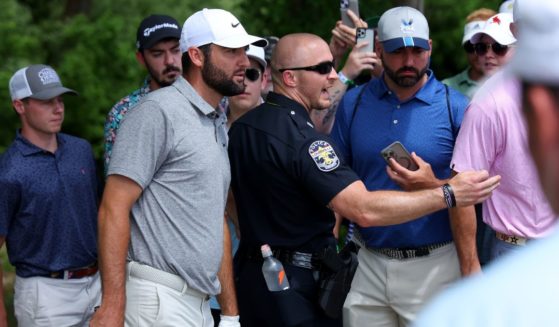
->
xmin=329 ymin=170 xmax=500 ymax=227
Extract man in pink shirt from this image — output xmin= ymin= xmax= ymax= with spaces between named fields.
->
xmin=451 ymin=4 xmax=556 ymax=264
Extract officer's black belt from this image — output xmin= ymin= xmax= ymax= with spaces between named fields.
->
xmin=244 ymin=247 xmax=322 ymax=270
xmin=366 ymin=241 xmax=452 ymax=259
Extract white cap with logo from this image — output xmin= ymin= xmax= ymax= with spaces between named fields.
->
xmin=378 ymin=6 xmax=430 ymax=53
xmin=180 ymin=8 xmax=267 ymax=53
xmin=462 ymin=20 xmax=485 ymax=45
xmin=470 ymin=13 xmax=516 ymax=45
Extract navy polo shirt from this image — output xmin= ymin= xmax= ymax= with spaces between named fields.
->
xmin=228 ymin=93 xmax=359 ymax=253
xmin=331 ymin=70 xmax=468 ymax=248
xmin=0 ymin=131 xmax=98 ymax=277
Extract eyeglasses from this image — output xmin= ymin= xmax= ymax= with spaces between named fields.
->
xmin=245 ymin=68 xmax=261 ymax=82
xmin=473 ymin=42 xmax=510 ymax=56
xmin=278 ymin=61 xmax=335 ymax=75
xmin=463 ymin=41 xmax=475 ymax=54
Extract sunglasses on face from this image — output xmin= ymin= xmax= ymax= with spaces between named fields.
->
xmin=473 ymin=42 xmax=510 ymax=56
xmin=463 ymin=41 xmax=475 ymax=54
xmin=245 ymin=68 xmax=261 ymax=82
xmin=278 ymin=61 xmax=335 ymax=75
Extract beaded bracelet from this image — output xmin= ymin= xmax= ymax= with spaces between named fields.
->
xmin=442 ymin=183 xmax=456 ymax=208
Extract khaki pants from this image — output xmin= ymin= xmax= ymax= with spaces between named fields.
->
xmin=125 ymin=262 xmax=213 ymax=327
xmin=14 ymin=273 xmax=101 ymax=327
xmin=343 ymin=243 xmax=460 ymax=327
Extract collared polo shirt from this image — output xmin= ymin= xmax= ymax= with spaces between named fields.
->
xmin=331 ymin=70 xmax=468 ymax=248
xmin=0 ymin=132 xmax=98 ymax=277
xmin=108 ymin=76 xmax=230 ymax=296
xmin=451 ymin=70 xmax=556 ymax=238
xmin=103 ymin=77 xmax=151 ymax=175
xmin=443 ymin=68 xmax=479 ymax=100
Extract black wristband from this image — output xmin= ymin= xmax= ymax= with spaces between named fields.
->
xmin=442 ymin=183 xmax=456 ymax=208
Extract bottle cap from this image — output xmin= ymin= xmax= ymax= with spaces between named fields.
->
xmin=261 ymin=244 xmax=272 ymax=258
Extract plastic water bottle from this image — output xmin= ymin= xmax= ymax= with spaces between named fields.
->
xmin=261 ymin=244 xmax=290 ymax=291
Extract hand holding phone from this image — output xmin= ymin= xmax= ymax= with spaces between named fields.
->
xmin=340 ymin=0 xmax=360 ymax=28
xmin=356 ymin=28 xmax=374 ymax=53
xmin=381 ymin=141 xmax=419 ymax=171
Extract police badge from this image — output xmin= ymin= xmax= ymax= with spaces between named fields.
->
xmin=308 ymin=140 xmax=340 ymax=172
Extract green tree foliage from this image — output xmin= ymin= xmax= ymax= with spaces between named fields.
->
xmin=236 ymin=0 xmax=502 ymax=78
xmin=0 ymin=0 xmax=237 ymax=155
xmin=0 ymin=0 xmax=505 ymax=156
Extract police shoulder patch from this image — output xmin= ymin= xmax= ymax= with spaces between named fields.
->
xmin=308 ymin=140 xmax=340 ymax=172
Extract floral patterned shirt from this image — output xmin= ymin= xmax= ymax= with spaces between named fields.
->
xmin=103 ymin=77 xmax=151 ymax=176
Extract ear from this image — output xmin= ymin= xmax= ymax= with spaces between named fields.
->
xmin=375 ymin=39 xmax=382 ymax=57
xmin=282 ymin=71 xmax=297 ymax=88
xmin=188 ymin=47 xmax=205 ymax=68
xmin=12 ymin=100 xmax=25 ymax=115
xmin=136 ymin=51 xmax=146 ymax=67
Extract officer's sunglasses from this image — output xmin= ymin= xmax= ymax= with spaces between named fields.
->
xmin=245 ymin=68 xmax=262 ymax=82
xmin=473 ymin=42 xmax=510 ymax=56
xmin=278 ymin=61 xmax=335 ymax=75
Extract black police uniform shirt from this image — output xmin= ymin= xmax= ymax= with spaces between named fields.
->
xmin=228 ymin=92 xmax=359 ymax=253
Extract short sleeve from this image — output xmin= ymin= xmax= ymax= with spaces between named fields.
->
xmin=293 ymin=137 xmax=359 ymax=206
xmin=108 ymin=99 xmax=173 ymax=189
xmin=451 ymin=99 xmax=501 ymax=172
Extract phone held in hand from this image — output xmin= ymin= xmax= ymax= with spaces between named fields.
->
xmin=356 ymin=27 xmax=374 ymax=53
xmin=381 ymin=141 xmax=419 ymax=171
xmin=340 ymin=0 xmax=359 ymax=28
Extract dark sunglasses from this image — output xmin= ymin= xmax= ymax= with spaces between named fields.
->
xmin=473 ymin=42 xmax=510 ymax=56
xmin=245 ymin=68 xmax=261 ymax=82
xmin=463 ymin=41 xmax=475 ymax=54
xmin=278 ymin=61 xmax=335 ymax=75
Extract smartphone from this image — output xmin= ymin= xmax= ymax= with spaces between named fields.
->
xmin=356 ymin=27 xmax=375 ymax=53
xmin=381 ymin=141 xmax=419 ymax=171
xmin=340 ymin=0 xmax=359 ymax=28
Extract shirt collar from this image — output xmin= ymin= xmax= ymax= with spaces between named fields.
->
xmin=173 ymin=76 xmax=222 ymax=118
xmin=372 ymin=69 xmax=437 ymax=105
xmin=456 ymin=68 xmax=476 ymax=87
xmin=266 ymin=92 xmax=311 ymax=119
xmin=140 ymin=76 xmax=151 ymax=95
xmin=265 ymin=92 xmax=315 ymax=129
xmin=14 ymin=130 xmax=64 ymax=156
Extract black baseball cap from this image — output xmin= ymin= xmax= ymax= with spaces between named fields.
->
xmin=136 ymin=14 xmax=181 ymax=50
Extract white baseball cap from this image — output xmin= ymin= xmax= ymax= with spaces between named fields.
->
xmin=246 ymin=45 xmax=266 ymax=70
xmin=462 ymin=20 xmax=485 ymax=45
xmin=378 ymin=6 xmax=430 ymax=53
xmin=509 ymin=0 xmax=559 ymax=84
xmin=470 ymin=13 xmax=516 ymax=45
xmin=180 ymin=8 xmax=267 ymax=53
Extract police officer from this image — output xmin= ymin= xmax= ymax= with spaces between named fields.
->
xmin=228 ymin=33 xmax=501 ymax=327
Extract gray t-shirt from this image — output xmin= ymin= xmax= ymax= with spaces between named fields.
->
xmin=109 ymin=77 xmax=230 ymax=295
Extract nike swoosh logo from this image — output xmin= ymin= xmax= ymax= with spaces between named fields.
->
xmin=231 ymin=22 xmax=240 ymax=28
